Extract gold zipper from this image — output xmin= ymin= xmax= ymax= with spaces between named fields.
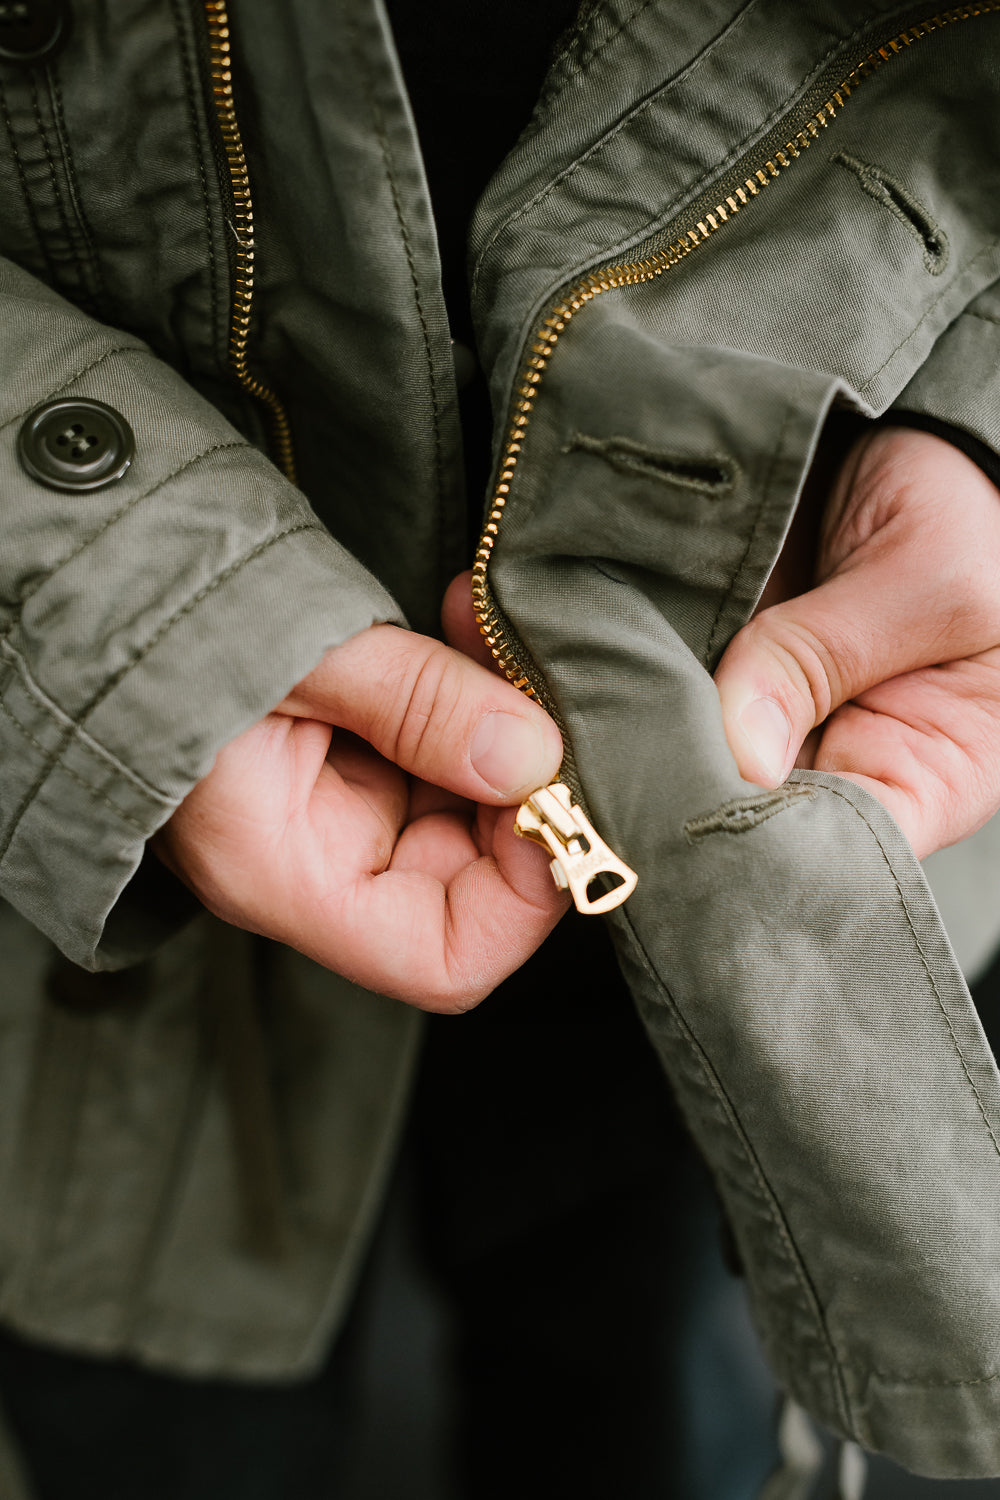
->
xmin=477 ymin=1 xmax=998 ymax=914
xmin=515 ymin=783 xmax=639 ymax=914
xmin=203 ymin=1 xmax=297 ymax=484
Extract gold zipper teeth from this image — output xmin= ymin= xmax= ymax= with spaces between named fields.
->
xmin=472 ymin=1 xmax=1000 ymax=688
xmin=204 ymin=2 xmax=297 ymax=485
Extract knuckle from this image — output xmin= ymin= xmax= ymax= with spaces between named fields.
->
xmin=754 ymin=616 xmax=839 ymax=726
xmin=391 ymin=644 xmax=463 ymax=770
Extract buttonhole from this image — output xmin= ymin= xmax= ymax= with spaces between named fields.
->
xmin=684 ymin=785 xmax=815 ymax=843
xmin=564 ymin=432 xmax=736 ymax=495
xmin=834 ymin=153 xmax=948 ymax=274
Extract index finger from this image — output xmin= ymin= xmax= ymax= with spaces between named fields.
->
xmin=281 ymin=623 xmax=563 ymax=805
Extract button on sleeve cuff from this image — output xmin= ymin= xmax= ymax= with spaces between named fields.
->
xmin=0 ymin=274 xmax=404 ymax=969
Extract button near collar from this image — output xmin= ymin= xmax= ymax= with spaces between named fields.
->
xmin=0 ymin=0 xmax=70 ymax=65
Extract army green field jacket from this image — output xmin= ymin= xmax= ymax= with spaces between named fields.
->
xmin=0 ymin=0 xmax=999 ymax=1479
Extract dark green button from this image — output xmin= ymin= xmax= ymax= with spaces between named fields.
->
xmin=18 ymin=398 xmax=134 ymax=492
xmin=0 ymin=0 xmax=70 ymax=64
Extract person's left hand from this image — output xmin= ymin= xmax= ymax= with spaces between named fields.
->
xmin=714 ymin=425 xmax=1000 ymax=859
xmin=154 ymin=622 xmax=567 ymax=1011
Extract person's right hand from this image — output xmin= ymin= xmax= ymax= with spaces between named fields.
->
xmin=153 ymin=623 xmax=567 ymax=1011
xmin=715 ymin=426 xmax=1000 ymax=859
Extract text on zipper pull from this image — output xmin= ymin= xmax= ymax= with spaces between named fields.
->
xmin=515 ymin=783 xmax=638 ymax=915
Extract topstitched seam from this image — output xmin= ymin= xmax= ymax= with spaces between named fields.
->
xmin=572 ymin=0 xmax=654 ymax=73
xmin=816 ymin=779 xmax=1000 ymax=1161
xmin=472 ymin=0 xmax=794 ymax=296
xmin=0 ymin=522 xmax=322 ymax=866
xmin=859 ymin=239 xmax=1000 ymax=393
xmin=0 ymin=345 xmax=146 ymax=435
xmin=0 ymin=639 xmax=176 ymax=801
xmin=704 ymin=405 xmax=791 ymax=667
xmin=473 ymin=0 xmax=981 ymax=303
xmin=565 ymin=430 xmax=737 ymax=494
xmin=833 ymin=151 xmax=948 ymax=275
xmin=541 ymin=0 xmax=656 ymax=110
xmin=28 ymin=73 xmax=86 ymax=304
xmin=168 ymin=0 xmax=223 ymax=369
xmin=350 ymin=13 xmax=447 ymax=573
xmin=866 ymin=1367 xmax=1000 ymax=1389
xmin=620 ymin=906 xmax=853 ymax=1432
xmin=0 ymin=439 xmax=249 ymax=626
xmin=46 ymin=63 xmax=110 ymax=315
xmin=0 ymin=74 xmax=59 ymax=290
xmin=0 ymin=697 xmax=152 ymax=835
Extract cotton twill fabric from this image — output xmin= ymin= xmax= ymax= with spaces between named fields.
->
xmin=0 ymin=0 xmax=998 ymax=1480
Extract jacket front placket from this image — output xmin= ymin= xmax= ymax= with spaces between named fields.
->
xmin=466 ymin=0 xmax=1000 ymax=1477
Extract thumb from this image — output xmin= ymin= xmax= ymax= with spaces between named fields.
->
xmin=282 ymin=623 xmax=563 ymax=804
xmin=716 ymin=426 xmax=1000 ymax=788
xmin=714 ymin=535 xmax=953 ymax=788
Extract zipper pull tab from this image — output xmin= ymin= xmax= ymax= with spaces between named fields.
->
xmin=515 ymin=783 xmax=638 ymax=915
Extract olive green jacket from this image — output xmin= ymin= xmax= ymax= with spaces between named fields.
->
xmin=0 ymin=0 xmax=998 ymax=1479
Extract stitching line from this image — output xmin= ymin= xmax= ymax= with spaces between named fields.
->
xmin=815 ymin=779 xmax=1000 ymax=1160
xmin=472 ymin=0 xmax=981 ymax=300
xmin=859 ymin=238 xmax=1000 ymax=393
xmin=168 ymin=0 xmax=223 ymax=368
xmin=684 ymin=786 xmax=815 ymax=841
xmin=534 ymin=0 xmax=606 ymax=87
xmin=1 ymin=439 xmax=249 ymax=624
xmin=46 ymin=61 xmax=111 ymax=315
xmin=867 ymin=1367 xmax=1000 ymax=1389
xmin=619 ymin=905 xmax=853 ymax=1431
xmin=542 ymin=0 xmax=656 ymax=108
xmin=0 ymin=346 xmax=146 ymax=434
xmin=704 ymin=405 xmax=792 ymax=666
xmin=471 ymin=0 xmax=770 ymax=295
xmin=572 ymin=0 xmax=655 ymax=74
xmin=87 ymin=523 xmax=322 ymax=707
xmin=350 ymin=14 xmax=446 ymax=564
xmin=0 ymin=522 xmax=322 ymax=866
xmin=0 ymin=640 xmax=176 ymax=801
xmin=27 ymin=72 xmax=85 ymax=303
xmin=564 ymin=430 xmax=736 ymax=493
xmin=0 ymin=697 xmax=152 ymax=834
xmin=0 ymin=75 xmax=59 ymax=288
xmin=833 ymin=151 xmax=948 ymax=275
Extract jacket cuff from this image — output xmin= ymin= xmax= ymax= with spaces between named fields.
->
xmin=888 ymin=278 xmax=1000 ymax=482
xmin=0 ymin=267 xmax=403 ymax=969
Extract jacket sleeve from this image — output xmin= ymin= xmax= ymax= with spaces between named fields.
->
xmin=888 ymin=277 xmax=1000 ymax=465
xmin=0 ymin=259 xmax=404 ymax=971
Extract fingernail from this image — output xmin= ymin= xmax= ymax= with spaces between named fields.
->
xmin=471 ymin=712 xmax=547 ymax=796
xmin=738 ymin=698 xmax=792 ymax=785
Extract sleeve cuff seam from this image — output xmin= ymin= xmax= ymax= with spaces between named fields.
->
xmin=12 ymin=436 xmax=251 ymax=617
xmin=0 ymin=638 xmax=175 ymax=801
xmin=86 ymin=521 xmax=328 ymax=721
xmin=0 ymin=695 xmax=160 ymax=835
xmin=0 ymin=521 xmax=327 ymax=865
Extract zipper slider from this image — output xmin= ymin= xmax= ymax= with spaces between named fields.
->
xmin=515 ymin=783 xmax=638 ymax=915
